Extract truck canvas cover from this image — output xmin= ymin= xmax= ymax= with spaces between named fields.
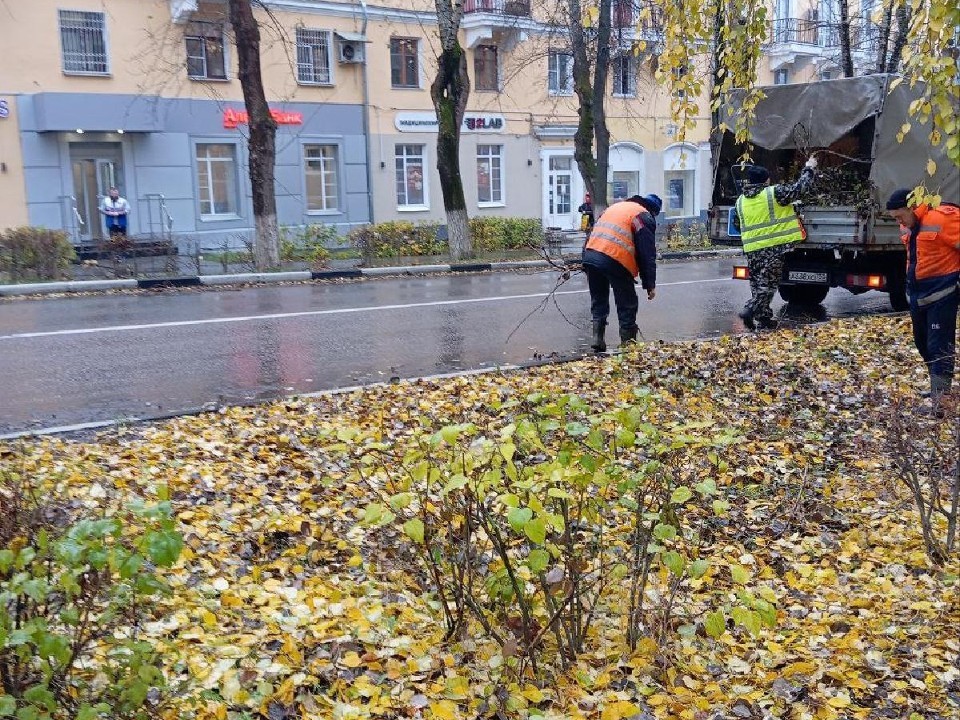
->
xmin=721 ymin=74 xmax=959 ymax=205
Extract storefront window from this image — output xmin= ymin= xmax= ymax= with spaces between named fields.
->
xmin=664 ymin=170 xmax=694 ymax=218
xmin=396 ymin=144 xmax=427 ymax=208
xmin=477 ymin=145 xmax=503 ymax=205
xmin=196 ymin=143 xmax=239 ymax=218
xmin=304 ymin=145 xmax=339 ymax=212
xmin=609 ymin=171 xmax=639 ymax=201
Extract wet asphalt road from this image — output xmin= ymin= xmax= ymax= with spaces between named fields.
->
xmin=0 ymin=257 xmax=894 ymax=435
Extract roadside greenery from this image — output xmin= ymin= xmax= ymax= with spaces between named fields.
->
xmin=0 ymin=228 xmax=75 ymax=283
xmin=349 ymin=218 xmax=543 ymax=259
xmin=0 ymin=471 xmax=183 ymax=719
xmin=1 ymin=315 xmax=956 ymax=719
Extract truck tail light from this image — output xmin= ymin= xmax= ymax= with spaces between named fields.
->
xmin=846 ymin=273 xmax=885 ymax=289
xmin=733 ymin=265 xmax=750 ymax=280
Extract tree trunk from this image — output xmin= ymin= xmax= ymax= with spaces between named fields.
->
xmin=227 ymin=0 xmax=279 ymax=270
xmin=709 ymin=0 xmax=725 ymax=178
xmin=592 ymin=0 xmax=612 ymax=214
xmin=886 ymin=3 xmax=910 ymax=73
xmin=570 ymin=0 xmax=598 ymax=207
xmin=874 ymin=2 xmax=893 ymax=74
xmin=569 ymin=0 xmax=612 ymax=213
xmin=432 ymin=1 xmax=473 ymax=261
xmin=838 ymin=0 xmax=854 ymax=76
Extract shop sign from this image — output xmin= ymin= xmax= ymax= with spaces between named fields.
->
xmin=223 ymin=107 xmax=303 ymax=129
xmin=0 ymin=99 xmax=9 ymax=119
xmin=394 ymin=111 xmax=505 ymax=133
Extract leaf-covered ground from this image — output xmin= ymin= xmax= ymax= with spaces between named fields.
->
xmin=5 ymin=315 xmax=958 ymax=720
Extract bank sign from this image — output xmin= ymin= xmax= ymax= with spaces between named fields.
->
xmin=223 ymin=108 xmax=303 ymax=129
xmin=395 ymin=112 xmax=505 ymax=133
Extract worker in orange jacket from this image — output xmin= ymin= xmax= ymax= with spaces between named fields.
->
xmin=582 ymin=194 xmax=661 ymax=352
xmin=886 ymin=189 xmax=960 ymax=403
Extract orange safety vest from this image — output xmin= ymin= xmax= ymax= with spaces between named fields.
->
xmin=585 ymin=201 xmax=650 ymax=277
xmin=900 ymin=203 xmax=960 ymax=271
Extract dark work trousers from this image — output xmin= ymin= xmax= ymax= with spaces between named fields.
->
xmin=584 ymin=258 xmax=639 ymax=333
xmin=910 ymin=289 xmax=958 ymax=379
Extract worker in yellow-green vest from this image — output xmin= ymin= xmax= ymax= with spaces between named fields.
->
xmin=733 ymin=157 xmax=818 ymax=330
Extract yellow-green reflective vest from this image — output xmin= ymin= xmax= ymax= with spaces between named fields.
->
xmin=736 ymin=186 xmax=805 ymax=253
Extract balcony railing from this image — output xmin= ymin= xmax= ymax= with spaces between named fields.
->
xmin=770 ymin=17 xmax=881 ymax=53
xmin=463 ymin=0 xmax=531 ymax=16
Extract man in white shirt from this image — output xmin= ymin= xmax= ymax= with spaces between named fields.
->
xmin=99 ymin=187 xmax=130 ymax=237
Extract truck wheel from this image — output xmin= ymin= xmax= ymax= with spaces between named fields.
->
xmin=779 ymin=284 xmax=829 ymax=306
xmin=888 ymin=282 xmax=909 ymax=311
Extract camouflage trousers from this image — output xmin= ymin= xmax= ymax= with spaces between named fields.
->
xmin=744 ymin=244 xmax=792 ymax=321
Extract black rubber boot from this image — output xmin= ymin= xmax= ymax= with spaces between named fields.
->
xmin=931 ymin=374 xmax=952 ymax=401
xmin=590 ymin=320 xmax=607 ymax=353
xmin=738 ymin=309 xmax=756 ymax=330
xmin=619 ymin=326 xmax=638 ymax=347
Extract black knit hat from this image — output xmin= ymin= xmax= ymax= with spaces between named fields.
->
xmin=745 ymin=165 xmax=769 ymax=184
xmin=886 ymin=188 xmax=911 ymax=210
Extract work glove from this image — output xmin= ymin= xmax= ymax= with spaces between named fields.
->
xmin=804 ymin=155 xmax=818 ymax=170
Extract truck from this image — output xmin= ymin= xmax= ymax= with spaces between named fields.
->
xmin=708 ymin=74 xmax=959 ymax=310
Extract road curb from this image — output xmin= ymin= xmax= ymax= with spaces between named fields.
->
xmin=0 ymin=249 xmax=741 ymax=297
xmin=0 ymin=279 xmax=138 ymax=296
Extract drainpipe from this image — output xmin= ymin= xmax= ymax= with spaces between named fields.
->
xmin=358 ymin=0 xmax=374 ymax=224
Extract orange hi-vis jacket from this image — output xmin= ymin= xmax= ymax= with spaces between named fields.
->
xmin=585 ymin=202 xmax=652 ymax=278
xmin=900 ymin=203 xmax=960 ymax=306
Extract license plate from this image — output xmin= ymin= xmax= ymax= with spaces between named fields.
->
xmin=788 ymin=271 xmax=828 ymax=284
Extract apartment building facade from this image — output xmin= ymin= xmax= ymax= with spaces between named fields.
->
xmin=0 ymin=0 xmax=879 ymax=246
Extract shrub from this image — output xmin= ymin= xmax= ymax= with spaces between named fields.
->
xmin=470 ymin=217 xmax=543 ymax=251
xmin=0 ymin=469 xmax=183 ymax=719
xmin=279 ymin=224 xmax=337 ymax=269
xmin=0 ymin=227 xmax=76 ymax=282
xmin=347 ymin=222 xmax=445 ymax=259
xmin=353 ymin=390 xmax=770 ymax=685
xmin=347 ymin=218 xmax=543 ymax=258
xmin=664 ymin=220 xmax=711 ymax=250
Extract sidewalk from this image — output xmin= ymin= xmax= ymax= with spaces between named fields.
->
xmin=0 ymin=246 xmax=743 ymax=298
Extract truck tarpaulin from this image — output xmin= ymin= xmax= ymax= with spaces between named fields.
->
xmin=721 ymin=74 xmax=959 ymax=205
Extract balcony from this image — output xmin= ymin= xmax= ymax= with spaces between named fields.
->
xmin=463 ymin=0 xmax=530 ymax=16
xmin=767 ymin=17 xmax=880 ymax=70
xmin=462 ymin=0 xmax=536 ymax=48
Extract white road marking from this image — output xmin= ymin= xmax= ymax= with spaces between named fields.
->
xmin=0 ymin=278 xmax=730 ymax=341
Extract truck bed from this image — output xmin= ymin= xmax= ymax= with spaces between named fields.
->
xmin=709 ymin=206 xmax=904 ymax=250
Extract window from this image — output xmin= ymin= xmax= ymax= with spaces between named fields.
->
xmin=474 ymin=45 xmax=499 ymax=92
xmin=296 ymin=28 xmax=332 ymax=85
xmin=663 ymin=144 xmax=697 ymax=218
xmin=672 ymin=65 xmax=688 ymax=99
xmin=391 ymin=38 xmax=419 ymax=88
xmin=612 ymin=56 xmax=636 ymax=96
xmin=59 ymin=10 xmax=108 ymax=74
xmin=820 ymin=70 xmax=833 ymax=81
xmin=304 ymin=145 xmax=339 ymax=212
xmin=196 ymin=144 xmax=239 ymax=218
xmin=185 ymin=25 xmax=226 ymax=80
xmin=477 ymin=145 xmax=503 ymax=205
xmin=395 ymin=144 xmax=427 ymax=208
xmin=774 ymin=68 xmax=789 ymax=85
xmin=548 ymin=51 xmax=573 ymax=95
xmin=613 ymin=0 xmax=634 ymax=27
xmin=664 ymin=170 xmax=694 ymax=217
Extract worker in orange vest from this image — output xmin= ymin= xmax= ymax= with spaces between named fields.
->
xmin=886 ymin=189 xmax=960 ymax=406
xmin=582 ymin=193 xmax=661 ymax=352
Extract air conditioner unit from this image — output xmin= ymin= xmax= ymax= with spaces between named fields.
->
xmin=338 ymin=40 xmax=365 ymax=64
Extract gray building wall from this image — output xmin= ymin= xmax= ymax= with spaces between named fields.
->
xmin=17 ymin=93 xmax=369 ymax=249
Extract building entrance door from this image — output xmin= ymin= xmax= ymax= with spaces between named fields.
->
xmin=544 ymin=154 xmax=575 ymax=229
xmin=70 ymin=143 xmax=124 ymax=241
